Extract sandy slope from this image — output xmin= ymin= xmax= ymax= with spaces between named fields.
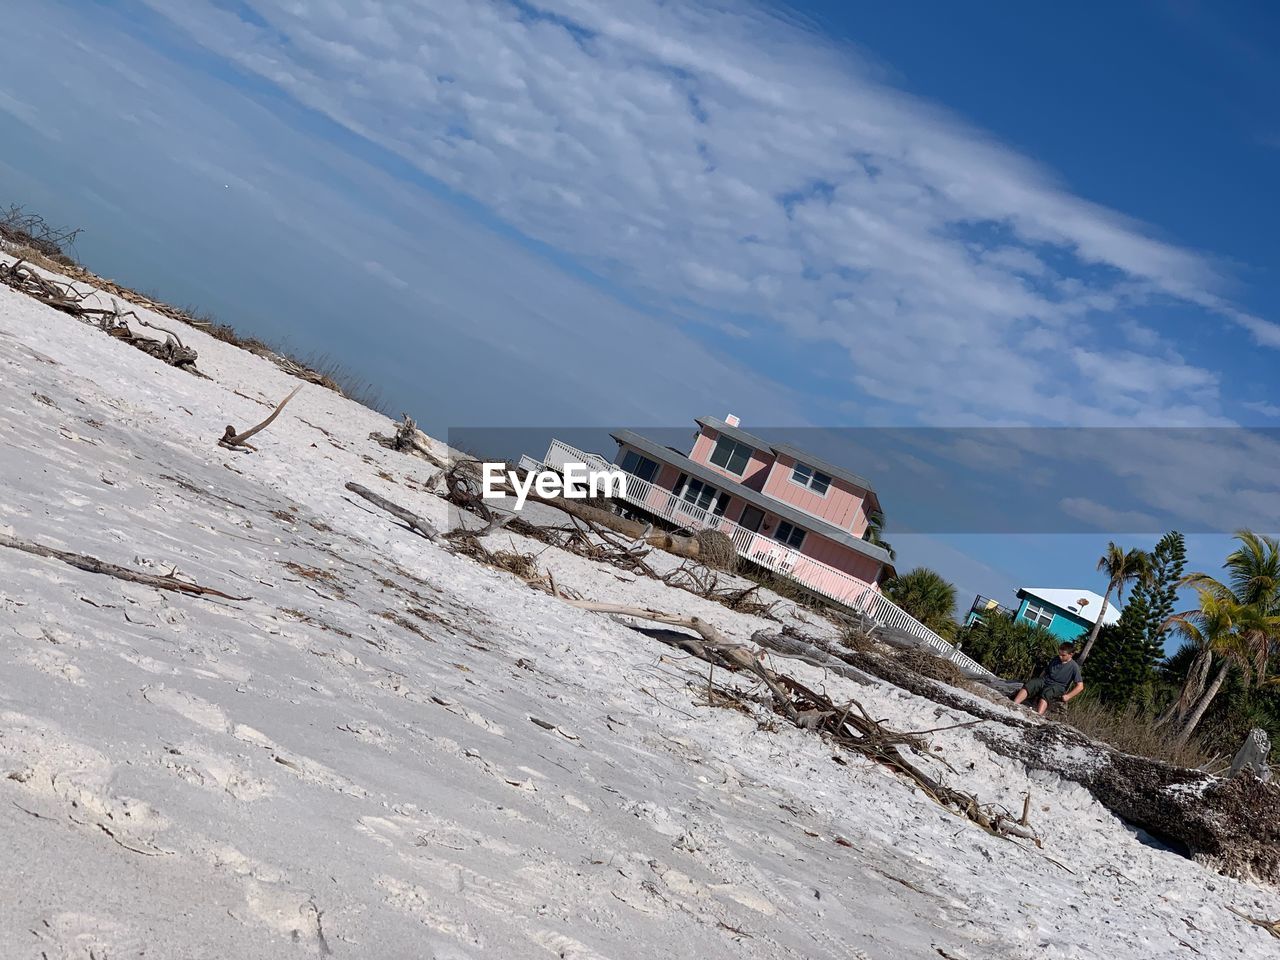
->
xmin=1 ymin=261 xmax=1278 ymax=959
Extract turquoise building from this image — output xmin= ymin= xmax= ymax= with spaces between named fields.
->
xmin=966 ymin=587 xmax=1119 ymax=641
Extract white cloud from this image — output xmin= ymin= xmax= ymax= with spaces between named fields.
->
xmin=121 ymin=0 xmax=1270 ymax=427
xmin=1243 ymin=400 xmax=1280 ymax=418
xmin=2 ymin=1 xmax=816 ymax=429
xmin=1059 ymin=497 xmax=1161 ymax=533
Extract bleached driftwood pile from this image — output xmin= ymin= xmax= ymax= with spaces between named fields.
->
xmin=0 ymin=258 xmax=199 ymax=371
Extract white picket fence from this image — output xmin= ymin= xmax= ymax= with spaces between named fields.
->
xmin=527 ymin=439 xmax=992 ymax=678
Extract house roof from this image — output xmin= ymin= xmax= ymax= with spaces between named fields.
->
xmin=612 ymin=429 xmax=894 ymax=569
xmin=693 ymin=416 xmax=775 ymax=456
xmin=694 ymin=417 xmax=876 ymax=494
xmin=769 ymin=442 xmax=874 ymax=495
xmin=1017 ymin=588 xmax=1121 ymax=627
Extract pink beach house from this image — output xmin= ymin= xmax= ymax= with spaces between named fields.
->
xmin=610 ymin=415 xmax=896 ymax=597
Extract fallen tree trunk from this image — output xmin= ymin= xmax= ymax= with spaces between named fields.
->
xmin=759 ymin=625 xmax=1280 ymax=884
xmin=765 ymin=628 xmax=1022 ymax=724
xmin=750 ymin=628 xmax=876 ymax=686
xmin=977 ymin=722 xmax=1280 ymax=884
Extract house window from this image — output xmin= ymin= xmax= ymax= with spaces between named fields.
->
xmin=773 ymin=521 xmax=806 ymax=549
xmin=681 ymin=478 xmax=719 ymax=512
xmin=620 ymin=450 xmax=659 ymax=483
xmin=709 ymin=436 xmax=753 ymax=475
xmin=790 ymin=462 xmax=831 ymax=495
xmin=1022 ymin=602 xmax=1054 ymax=629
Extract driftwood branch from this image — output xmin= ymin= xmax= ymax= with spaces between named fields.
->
xmin=566 ymin=600 xmax=797 ymax=721
xmin=133 ymin=310 xmax=187 ymax=349
xmin=370 ymin=414 xmax=447 ymax=468
xmin=566 ymin=599 xmax=1039 ymax=843
xmin=0 ymin=532 xmax=249 ymax=601
xmin=564 ymin=600 xmax=732 ymax=645
xmin=220 ymin=385 xmax=302 ymax=450
xmin=750 ymin=628 xmax=876 ymax=686
xmin=1226 ymin=906 xmax=1280 ymax=939
xmin=344 ymin=482 xmax=442 ymax=541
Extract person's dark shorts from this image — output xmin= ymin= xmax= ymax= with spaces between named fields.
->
xmin=1022 ymin=677 xmax=1068 ymax=702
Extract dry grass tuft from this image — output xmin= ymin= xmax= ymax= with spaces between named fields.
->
xmin=838 ymin=624 xmax=877 ymax=653
xmin=893 ymin=647 xmax=968 ymax=687
xmin=1061 ymin=699 xmax=1208 ymax=769
xmin=1 ymin=242 xmax=73 ymax=274
xmin=694 ymin=528 xmax=737 ymax=573
xmin=489 ymin=549 xmax=539 ymax=580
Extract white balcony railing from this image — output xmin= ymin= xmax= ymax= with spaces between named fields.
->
xmin=528 ymin=439 xmax=993 ymax=678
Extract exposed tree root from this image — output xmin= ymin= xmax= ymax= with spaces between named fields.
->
xmin=979 ymin=722 xmax=1280 ymax=884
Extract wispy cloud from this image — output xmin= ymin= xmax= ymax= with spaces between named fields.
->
xmin=1059 ymin=497 xmax=1161 ymax=533
xmin=1242 ymin=399 xmax=1280 ymax=418
xmin=125 ymin=0 xmax=1272 ymax=427
xmin=4 ymin=1 xmax=822 ymax=428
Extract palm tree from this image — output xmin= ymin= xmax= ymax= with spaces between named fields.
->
xmin=1165 ymin=589 xmax=1280 ymax=747
xmin=1186 ymin=530 xmax=1280 ymax=611
xmin=1078 ymin=542 xmax=1150 ymax=664
xmin=884 ymin=567 xmax=957 ymax=638
xmin=863 ymin=509 xmax=895 ymax=561
xmin=1160 ymin=530 xmax=1280 ymax=729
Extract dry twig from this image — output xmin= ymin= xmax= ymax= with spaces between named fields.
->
xmin=1226 ymin=906 xmax=1280 ymax=939
xmin=566 ymin=599 xmax=1043 ymax=846
xmin=0 ymin=532 xmax=249 ymax=600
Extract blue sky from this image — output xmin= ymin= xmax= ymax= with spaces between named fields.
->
xmin=2 ymin=0 xmax=1278 ymax=628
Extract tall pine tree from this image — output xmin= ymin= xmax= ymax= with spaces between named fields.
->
xmin=1089 ymin=531 xmax=1185 ymax=708
xmin=1138 ymin=531 xmax=1186 ymax=662
xmin=1089 ymin=592 xmax=1153 ymax=706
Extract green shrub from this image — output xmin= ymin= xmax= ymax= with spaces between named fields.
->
xmin=956 ymin=614 xmax=1057 ymax=680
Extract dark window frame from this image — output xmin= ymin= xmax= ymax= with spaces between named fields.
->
xmin=681 ymin=477 xmax=719 ymax=512
xmin=620 ymin=449 xmax=659 ymax=483
xmin=1022 ymin=602 xmax=1054 ymax=628
xmin=790 ymin=461 xmax=832 ymax=496
xmin=773 ymin=521 xmax=807 ymax=549
xmin=709 ymin=435 xmax=753 ymax=476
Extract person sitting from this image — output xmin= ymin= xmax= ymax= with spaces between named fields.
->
xmin=1012 ymin=641 xmax=1084 ymax=715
